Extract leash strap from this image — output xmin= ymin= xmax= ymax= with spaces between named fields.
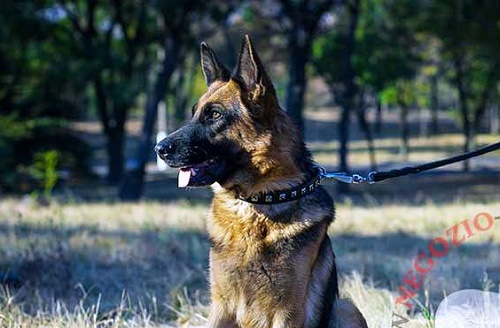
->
xmin=238 ymin=142 xmax=499 ymax=204
xmin=321 ymin=141 xmax=500 ymax=184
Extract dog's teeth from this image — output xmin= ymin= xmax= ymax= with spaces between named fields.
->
xmin=191 ymin=169 xmax=197 ymax=176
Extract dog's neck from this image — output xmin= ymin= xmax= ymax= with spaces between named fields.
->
xmin=214 ymin=110 xmax=317 ymax=204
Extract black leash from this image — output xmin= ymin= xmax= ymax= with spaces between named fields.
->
xmin=239 ymin=141 xmax=500 ymax=205
xmin=321 ymin=141 xmax=500 ymax=184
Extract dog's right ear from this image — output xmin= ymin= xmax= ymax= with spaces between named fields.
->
xmin=200 ymin=42 xmax=230 ymax=86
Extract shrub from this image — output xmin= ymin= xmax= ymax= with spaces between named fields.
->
xmin=0 ymin=114 xmax=92 ymax=194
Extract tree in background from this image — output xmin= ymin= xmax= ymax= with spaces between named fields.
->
xmin=379 ymin=81 xmax=416 ymax=161
xmin=421 ymin=0 xmax=500 ymax=171
xmin=118 ymin=0 xmax=236 ymax=200
xmin=0 ymin=1 xmax=91 ymax=193
xmin=312 ymin=0 xmax=360 ymax=193
xmin=278 ymin=0 xmax=335 ymax=134
xmin=2 ymin=0 xmax=498 ymax=197
xmin=312 ymin=0 xmax=420 ymax=181
xmin=233 ymin=0 xmax=336 ymax=133
xmin=419 ymin=37 xmax=443 ymax=136
xmin=355 ymin=0 xmax=420 ymax=133
xmin=58 ymin=0 xmax=151 ymax=184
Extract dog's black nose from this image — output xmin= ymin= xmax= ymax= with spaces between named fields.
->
xmin=155 ymin=139 xmax=176 ymax=157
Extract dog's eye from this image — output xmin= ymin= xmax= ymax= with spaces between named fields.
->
xmin=210 ymin=110 xmax=222 ymax=120
xmin=202 ymin=104 xmax=223 ymax=122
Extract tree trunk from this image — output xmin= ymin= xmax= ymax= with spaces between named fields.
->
xmin=93 ymin=76 xmax=127 ymax=184
xmin=454 ymin=56 xmax=473 ymax=172
xmin=106 ymin=125 xmax=125 ymax=184
xmin=337 ymin=0 xmax=360 ymax=194
xmin=280 ymin=0 xmax=334 ymax=134
xmin=286 ymin=25 xmax=310 ymax=134
xmin=473 ymin=62 xmax=498 ymax=133
xmin=338 ymin=103 xmax=351 ymax=193
xmin=375 ymin=96 xmax=382 ymax=134
xmin=429 ymin=73 xmax=439 ymax=135
xmin=173 ymin=54 xmax=192 ymax=127
xmin=396 ymin=83 xmax=410 ymax=161
xmin=357 ymin=97 xmax=377 ymax=171
xmin=118 ymin=37 xmax=181 ymax=200
xmin=399 ymin=103 xmax=410 ymax=161
xmin=491 ymin=104 xmax=499 ymax=134
xmin=452 ymin=0 xmax=473 ymax=172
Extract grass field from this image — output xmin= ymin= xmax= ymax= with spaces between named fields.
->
xmin=1 ymin=114 xmax=500 ymax=327
xmin=1 ymin=185 xmax=499 ymax=327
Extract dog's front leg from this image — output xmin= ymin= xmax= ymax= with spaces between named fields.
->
xmin=270 ymin=307 xmax=306 ymax=328
xmin=207 ymin=302 xmax=236 ymax=328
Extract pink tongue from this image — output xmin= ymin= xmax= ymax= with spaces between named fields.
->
xmin=178 ymin=169 xmax=192 ymax=188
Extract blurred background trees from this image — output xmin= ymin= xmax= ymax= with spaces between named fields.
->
xmin=420 ymin=0 xmax=500 ymax=171
xmin=0 ymin=0 xmax=498 ymax=198
xmin=0 ymin=0 xmax=92 ymax=193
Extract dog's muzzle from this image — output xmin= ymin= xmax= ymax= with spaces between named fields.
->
xmin=155 ymin=137 xmax=228 ymax=188
xmin=155 ymin=138 xmax=175 ymax=161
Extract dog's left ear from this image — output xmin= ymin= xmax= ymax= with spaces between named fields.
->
xmin=201 ymin=42 xmax=230 ymax=86
xmin=233 ymin=35 xmax=276 ymax=100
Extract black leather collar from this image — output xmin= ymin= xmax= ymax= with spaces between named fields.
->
xmin=238 ymin=173 xmax=322 ymax=205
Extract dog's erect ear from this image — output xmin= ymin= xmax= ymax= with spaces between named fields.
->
xmin=200 ymin=42 xmax=230 ymax=86
xmin=233 ymin=35 xmax=275 ymax=99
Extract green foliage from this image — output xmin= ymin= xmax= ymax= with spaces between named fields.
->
xmin=28 ymin=150 xmax=61 ymax=197
xmin=312 ymin=0 xmax=421 ymax=99
xmin=312 ymin=28 xmax=345 ymax=88
xmin=0 ymin=114 xmax=32 ymax=140
xmin=0 ymin=114 xmax=91 ymax=193
xmin=396 ymin=80 xmax=417 ymax=107
xmin=379 ymin=86 xmax=397 ymax=106
xmin=420 ymin=0 xmax=500 ymax=126
xmin=0 ymin=0 xmax=98 ymax=192
xmin=381 ymin=80 xmax=427 ymax=108
xmin=355 ymin=0 xmax=421 ymax=91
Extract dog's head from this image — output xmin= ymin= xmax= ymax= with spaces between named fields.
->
xmin=156 ymin=35 xmax=303 ymax=190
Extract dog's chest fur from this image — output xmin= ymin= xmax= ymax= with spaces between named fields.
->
xmin=206 ymin=192 xmax=333 ymax=326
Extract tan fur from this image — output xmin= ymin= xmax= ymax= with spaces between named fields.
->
xmin=207 ymin=199 xmax=328 ymax=328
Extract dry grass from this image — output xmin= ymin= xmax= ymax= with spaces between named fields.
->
xmin=0 ymin=194 xmax=499 ymax=327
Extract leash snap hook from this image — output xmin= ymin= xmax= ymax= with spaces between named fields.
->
xmin=320 ymin=171 xmax=354 ymax=184
xmin=367 ymin=171 xmax=377 ymax=184
xmin=351 ymin=174 xmax=365 ymax=184
xmin=317 ymin=166 xmax=378 ymax=184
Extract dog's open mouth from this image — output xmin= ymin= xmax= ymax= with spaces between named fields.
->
xmin=178 ymin=159 xmax=227 ymax=188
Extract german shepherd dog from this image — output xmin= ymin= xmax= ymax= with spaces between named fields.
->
xmin=155 ymin=36 xmax=368 ymax=328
